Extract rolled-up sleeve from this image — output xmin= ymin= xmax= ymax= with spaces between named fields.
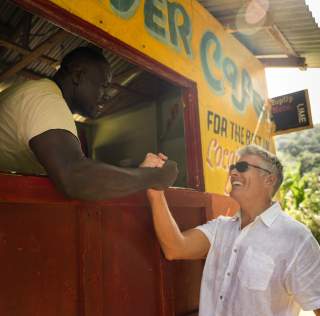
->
xmin=195 ymin=218 xmax=219 ymax=245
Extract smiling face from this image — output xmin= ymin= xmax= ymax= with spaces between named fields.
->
xmin=229 ymin=154 xmax=274 ymax=204
xmin=71 ymin=60 xmax=109 ymax=119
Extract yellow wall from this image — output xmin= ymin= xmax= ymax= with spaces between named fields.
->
xmin=50 ymin=0 xmax=274 ymax=194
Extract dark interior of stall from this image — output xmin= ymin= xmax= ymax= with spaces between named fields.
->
xmin=0 ymin=0 xmax=188 ymax=187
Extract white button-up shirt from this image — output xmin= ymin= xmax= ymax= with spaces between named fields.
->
xmin=196 ymin=202 xmax=320 ymax=316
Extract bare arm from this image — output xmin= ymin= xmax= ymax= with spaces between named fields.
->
xmin=147 ymin=189 xmax=210 ymax=260
xmin=29 ymin=129 xmax=178 ymax=200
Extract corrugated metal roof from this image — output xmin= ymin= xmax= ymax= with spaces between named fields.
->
xmin=198 ymin=0 xmax=320 ymax=68
xmin=0 ymin=0 xmax=155 ymax=117
xmin=0 ymin=0 xmax=133 ymax=81
xmin=0 ymin=0 xmax=319 ymax=86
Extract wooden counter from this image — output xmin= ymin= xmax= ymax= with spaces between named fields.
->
xmin=0 ymin=173 xmax=212 ymax=316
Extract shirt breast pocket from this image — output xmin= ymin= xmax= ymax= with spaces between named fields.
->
xmin=238 ymin=246 xmax=274 ymax=291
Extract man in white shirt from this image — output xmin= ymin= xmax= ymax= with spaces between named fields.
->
xmin=146 ymin=145 xmax=320 ymax=316
xmin=0 ymin=46 xmax=178 ymax=200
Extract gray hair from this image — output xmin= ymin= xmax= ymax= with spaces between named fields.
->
xmin=237 ymin=144 xmax=283 ymax=195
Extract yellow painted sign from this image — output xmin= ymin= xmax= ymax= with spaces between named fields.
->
xmin=50 ymin=0 xmax=274 ymax=194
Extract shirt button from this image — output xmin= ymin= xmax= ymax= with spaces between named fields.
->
xmin=233 ymin=249 xmax=237 ymax=253
xmin=220 ymin=295 xmax=223 ymax=300
xmin=227 ymin=272 xmax=231 ymax=276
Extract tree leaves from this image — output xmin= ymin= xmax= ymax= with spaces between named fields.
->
xmin=276 ymin=124 xmax=320 ymax=244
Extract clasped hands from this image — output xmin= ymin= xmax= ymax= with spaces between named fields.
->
xmin=140 ymin=153 xmax=178 ymax=192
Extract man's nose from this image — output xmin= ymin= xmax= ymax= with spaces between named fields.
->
xmin=229 ymin=168 xmax=239 ymax=176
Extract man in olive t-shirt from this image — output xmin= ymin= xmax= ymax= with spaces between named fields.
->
xmin=0 ymin=47 xmax=178 ymax=200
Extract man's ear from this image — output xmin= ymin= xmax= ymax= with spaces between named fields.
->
xmin=265 ymin=174 xmax=276 ymax=187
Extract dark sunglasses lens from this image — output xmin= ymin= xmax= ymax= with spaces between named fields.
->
xmin=229 ymin=161 xmax=250 ymax=173
xmin=236 ymin=161 xmax=249 ymax=172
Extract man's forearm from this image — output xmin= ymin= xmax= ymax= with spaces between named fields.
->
xmin=148 ymin=191 xmax=186 ymax=260
xmin=147 ymin=190 xmax=211 ymax=260
xmin=55 ymin=158 xmax=172 ymax=200
xmin=30 ymin=130 xmax=177 ymax=201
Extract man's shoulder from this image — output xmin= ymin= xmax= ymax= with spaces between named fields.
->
xmin=0 ymin=79 xmax=60 ymax=101
xmin=276 ymin=210 xmax=313 ymax=241
xmin=217 ymin=214 xmax=238 ymax=222
xmin=209 ymin=215 xmax=238 ymax=227
xmin=20 ymin=78 xmax=60 ymax=94
xmin=198 ymin=215 xmax=235 ymax=230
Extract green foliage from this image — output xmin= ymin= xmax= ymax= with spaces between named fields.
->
xmin=276 ymin=124 xmax=320 ymax=169
xmin=276 ymin=124 xmax=320 ymax=244
xmin=279 ymin=167 xmax=320 ymax=243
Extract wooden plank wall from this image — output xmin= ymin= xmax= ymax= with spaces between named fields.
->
xmin=0 ymin=174 xmax=210 ymax=316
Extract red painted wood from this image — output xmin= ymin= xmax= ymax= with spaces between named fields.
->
xmin=101 ymin=204 xmax=163 ymax=315
xmin=0 ymin=174 xmax=210 ymax=316
xmin=11 ymin=0 xmax=205 ymax=192
xmin=0 ymin=172 xmax=76 ymax=204
xmin=0 ymin=202 xmax=79 ymax=316
xmin=169 ymin=205 xmax=206 ymax=316
xmin=183 ymin=86 xmax=205 ymax=191
xmin=207 ymin=194 xmax=239 ymax=219
xmin=78 ymin=205 xmax=104 ymax=316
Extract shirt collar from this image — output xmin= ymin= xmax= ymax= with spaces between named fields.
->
xmin=258 ymin=202 xmax=282 ymax=227
xmin=232 ymin=202 xmax=282 ymax=227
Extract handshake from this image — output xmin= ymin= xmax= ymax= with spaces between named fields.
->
xmin=140 ymin=153 xmax=178 ymax=191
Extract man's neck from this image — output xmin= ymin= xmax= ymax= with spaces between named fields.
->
xmin=52 ymin=76 xmax=74 ymax=113
xmin=240 ymin=199 xmax=272 ymax=229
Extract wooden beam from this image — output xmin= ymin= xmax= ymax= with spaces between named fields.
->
xmin=19 ymin=68 xmax=45 ymax=80
xmin=1 ymin=61 xmax=47 ymax=80
xmin=0 ymin=29 xmax=67 ymax=82
xmin=0 ymin=37 xmax=58 ymax=67
xmin=109 ymin=82 xmax=153 ymax=99
xmin=222 ymin=9 xmax=300 ymax=61
xmin=257 ymin=56 xmax=306 ymax=68
xmin=112 ymin=67 xmax=142 ymax=84
xmin=266 ymin=24 xmax=298 ymax=57
xmin=0 ymin=13 xmax=32 ymax=58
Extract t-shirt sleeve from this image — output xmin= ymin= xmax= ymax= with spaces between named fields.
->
xmin=285 ymin=234 xmax=320 ymax=311
xmin=20 ymin=85 xmax=78 ymax=143
xmin=195 ymin=218 xmax=219 ymax=245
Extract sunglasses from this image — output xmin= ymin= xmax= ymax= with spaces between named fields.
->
xmin=229 ymin=161 xmax=271 ymax=174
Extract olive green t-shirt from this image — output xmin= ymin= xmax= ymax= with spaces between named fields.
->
xmin=0 ymin=79 xmax=78 ymax=175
